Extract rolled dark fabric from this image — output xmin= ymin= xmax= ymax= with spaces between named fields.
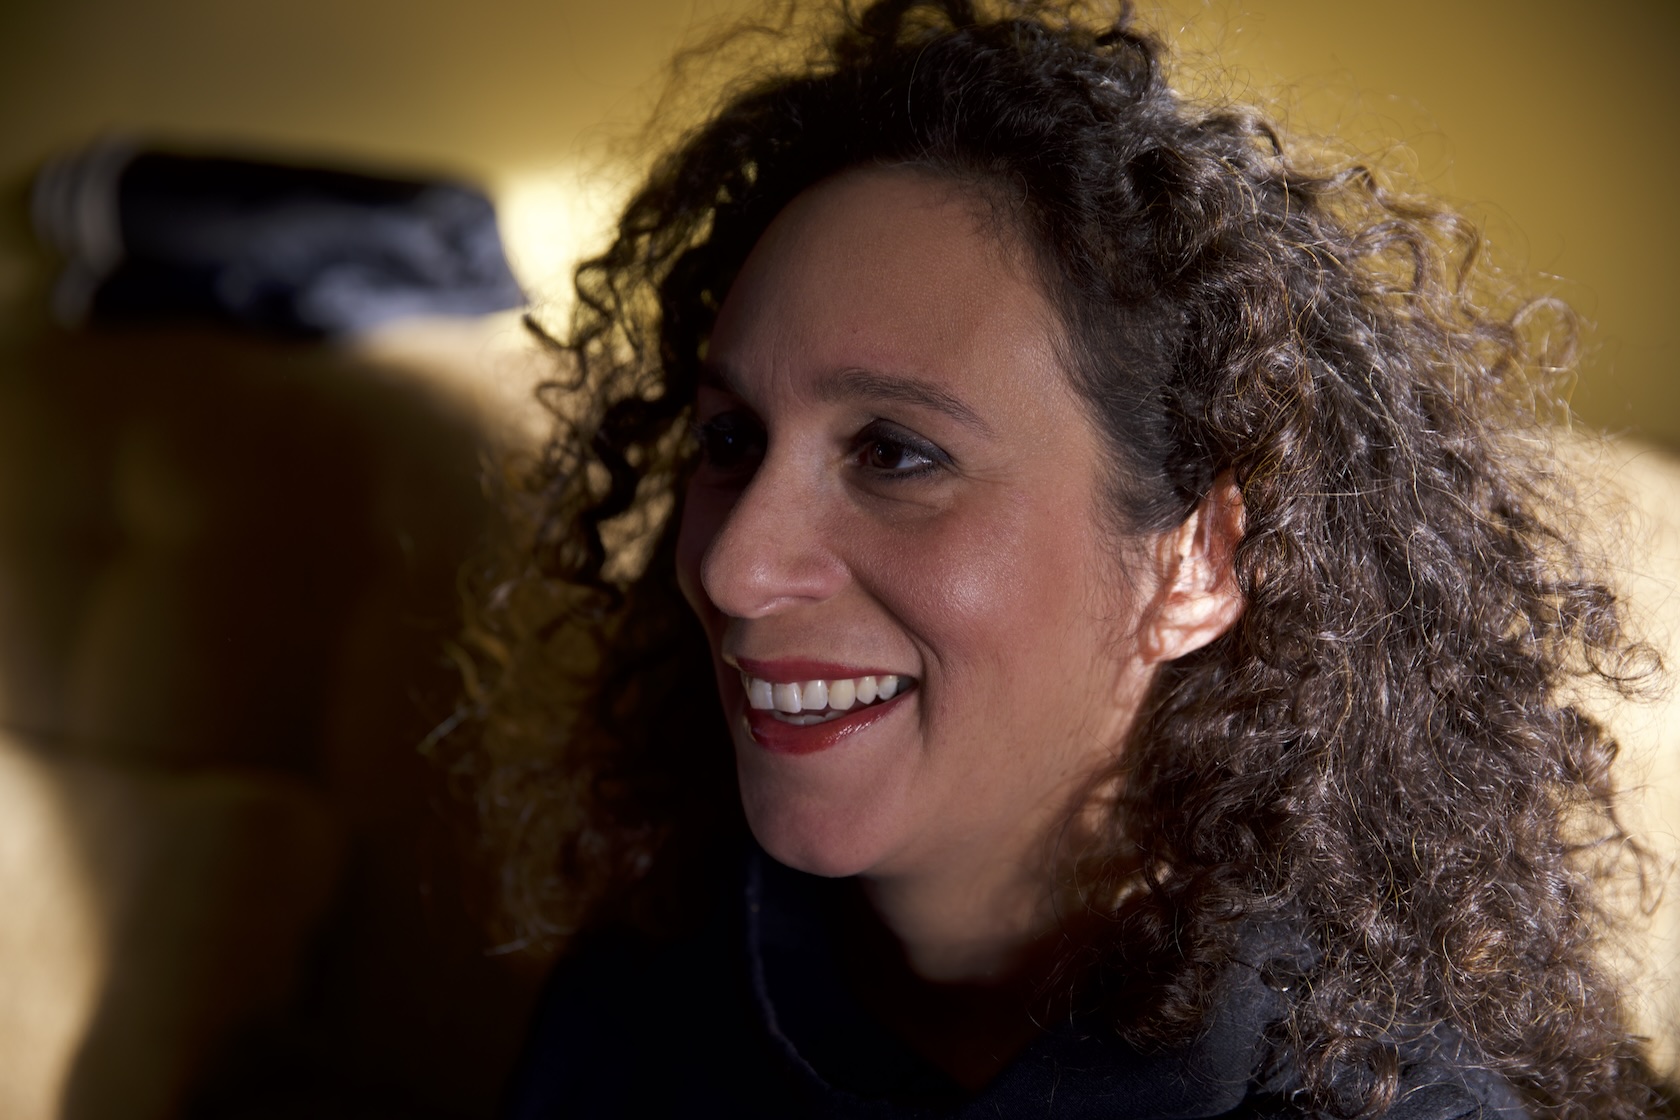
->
xmin=31 ymin=138 xmax=526 ymax=336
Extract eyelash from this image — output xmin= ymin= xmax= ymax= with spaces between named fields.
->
xmin=690 ymin=413 xmax=950 ymax=481
xmin=691 ymin=411 xmax=764 ymax=474
xmin=851 ymin=420 xmax=948 ymax=478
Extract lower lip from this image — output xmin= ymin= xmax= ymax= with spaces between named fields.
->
xmin=743 ymin=690 xmax=912 ymax=755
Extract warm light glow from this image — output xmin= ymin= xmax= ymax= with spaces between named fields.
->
xmin=0 ymin=736 xmax=105 ymax=1120
xmin=1593 ymin=443 xmax=1680 ymax=1078
xmin=348 ymin=161 xmax=637 ymax=451
xmin=492 ymin=159 xmax=633 ymax=319
xmin=349 ymin=310 xmax=557 ymax=451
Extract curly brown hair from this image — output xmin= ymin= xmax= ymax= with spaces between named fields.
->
xmin=458 ymin=1 xmax=1672 ymax=1115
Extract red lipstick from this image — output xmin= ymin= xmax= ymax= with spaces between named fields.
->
xmin=742 ymin=689 xmax=913 ymax=755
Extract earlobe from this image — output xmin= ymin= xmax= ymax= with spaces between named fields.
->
xmin=1139 ymin=477 xmax=1245 ymax=664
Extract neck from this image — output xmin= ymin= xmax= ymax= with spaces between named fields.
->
xmin=838 ymin=854 xmax=1095 ymax=1093
xmin=857 ymin=852 xmax=1063 ymax=984
xmin=853 ymin=771 xmax=1115 ymax=985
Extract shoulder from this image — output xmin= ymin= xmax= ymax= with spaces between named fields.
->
xmin=1383 ymin=1035 xmax=1530 ymax=1120
xmin=1215 ymin=929 xmax=1531 ymax=1120
xmin=1242 ymin=1032 xmax=1531 ymax=1120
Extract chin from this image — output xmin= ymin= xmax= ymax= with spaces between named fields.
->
xmin=753 ymin=834 xmax=868 ymax=879
xmin=737 ymin=770 xmax=897 ymax=880
xmin=742 ymin=805 xmax=881 ymax=879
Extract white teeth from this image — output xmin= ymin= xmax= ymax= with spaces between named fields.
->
xmin=773 ymin=682 xmax=802 ymax=713
xmin=736 ymin=670 xmax=911 ymax=717
xmin=800 ymin=680 xmax=827 ymax=710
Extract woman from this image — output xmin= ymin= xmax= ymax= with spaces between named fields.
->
xmin=468 ymin=1 xmax=1673 ymax=1115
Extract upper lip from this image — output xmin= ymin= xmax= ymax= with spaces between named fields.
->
xmin=728 ymin=655 xmax=913 ymax=682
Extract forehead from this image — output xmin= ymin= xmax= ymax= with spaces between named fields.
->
xmin=707 ymin=168 xmax=1073 ymax=410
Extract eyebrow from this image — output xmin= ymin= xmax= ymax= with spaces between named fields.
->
xmin=699 ymin=362 xmax=993 ymax=435
xmin=815 ymin=368 xmax=991 ymax=433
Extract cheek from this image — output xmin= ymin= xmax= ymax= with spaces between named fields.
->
xmin=885 ymin=491 xmax=1108 ymax=684
xmin=944 ymin=514 xmax=1143 ymax=773
xmin=921 ymin=551 xmax=1033 ymax=672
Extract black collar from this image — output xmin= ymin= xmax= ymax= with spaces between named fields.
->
xmin=742 ymin=849 xmax=1287 ymax=1119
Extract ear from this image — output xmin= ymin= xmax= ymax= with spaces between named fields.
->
xmin=1139 ymin=476 xmax=1245 ymax=665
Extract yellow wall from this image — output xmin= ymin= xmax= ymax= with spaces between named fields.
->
xmin=1 ymin=0 xmax=1675 ymax=447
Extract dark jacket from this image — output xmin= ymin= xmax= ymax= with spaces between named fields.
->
xmin=503 ymin=850 xmax=1528 ymax=1119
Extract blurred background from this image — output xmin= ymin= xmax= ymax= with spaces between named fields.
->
xmin=0 ymin=1 xmax=1674 ymax=1117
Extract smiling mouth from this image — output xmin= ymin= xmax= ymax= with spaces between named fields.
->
xmin=738 ymin=671 xmax=913 ymax=726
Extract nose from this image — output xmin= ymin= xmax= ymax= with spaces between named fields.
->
xmin=695 ymin=452 xmax=848 ymax=619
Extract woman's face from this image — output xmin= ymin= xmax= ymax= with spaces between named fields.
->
xmin=676 ymin=168 xmax=1163 ymax=884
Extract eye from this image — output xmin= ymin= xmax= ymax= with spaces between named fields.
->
xmin=693 ymin=410 xmax=765 ymax=475
xmin=852 ymin=421 xmax=948 ymax=478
